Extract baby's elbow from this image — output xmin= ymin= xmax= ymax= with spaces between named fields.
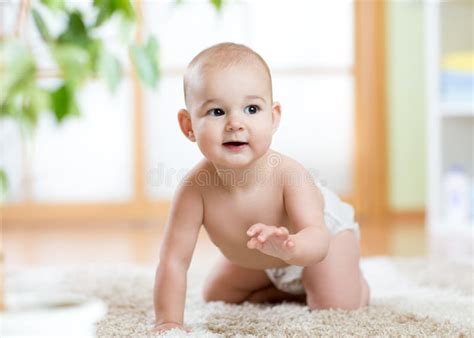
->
xmin=313 ymin=231 xmax=331 ymax=264
xmin=301 ymin=244 xmax=329 ymax=267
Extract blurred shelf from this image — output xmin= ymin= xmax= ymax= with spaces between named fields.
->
xmin=441 ymin=102 xmax=474 ymax=117
xmin=425 ymin=0 xmax=474 ymax=263
xmin=429 ymin=222 xmax=474 ymax=237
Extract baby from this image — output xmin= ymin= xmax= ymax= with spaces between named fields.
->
xmin=153 ymin=42 xmax=370 ymax=333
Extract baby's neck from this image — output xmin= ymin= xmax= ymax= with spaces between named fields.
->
xmin=213 ymin=150 xmax=276 ymax=192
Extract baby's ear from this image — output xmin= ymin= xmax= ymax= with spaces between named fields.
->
xmin=177 ymin=109 xmax=196 ymax=142
xmin=271 ymin=102 xmax=281 ymax=134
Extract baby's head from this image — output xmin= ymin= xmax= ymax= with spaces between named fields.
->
xmin=178 ymin=42 xmax=281 ymax=169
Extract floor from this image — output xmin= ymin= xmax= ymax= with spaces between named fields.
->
xmin=2 ymin=218 xmax=427 ymax=267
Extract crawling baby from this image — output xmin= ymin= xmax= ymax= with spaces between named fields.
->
xmin=153 ymin=42 xmax=370 ymax=333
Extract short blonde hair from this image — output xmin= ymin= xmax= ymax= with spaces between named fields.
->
xmin=183 ymin=42 xmax=273 ymax=107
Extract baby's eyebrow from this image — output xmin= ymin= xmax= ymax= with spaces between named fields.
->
xmin=199 ymin=96 xmax=266 ymax=110
xmin=199 ymin=98 xmax=220 ymax=110
xmin=245 ymin=95 xmax=266 ymax=103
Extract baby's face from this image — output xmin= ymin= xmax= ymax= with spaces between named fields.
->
xmin=185 ymin=62 xmax=279 ymax=169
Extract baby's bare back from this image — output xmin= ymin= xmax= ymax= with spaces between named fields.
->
xmin=196 ymin=159 xmax=296 ymax=269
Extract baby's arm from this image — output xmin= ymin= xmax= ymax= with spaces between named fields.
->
xmin=247 ymin=163 xmax=330 ymax=266
xmin=282 ymin=164 xmax=330 ymax=266
xmin=153 ymin=180 xmax=203 ymax=332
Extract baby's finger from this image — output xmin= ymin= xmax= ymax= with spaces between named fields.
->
xmin=257 ymin=226 xmax=277 ymax=242
xmin=284 ymin=239 xmax=295 ymax=249
xmin=276 ymin=227 xmax=289 ymax=237
xmin=247 ymin=223 xmax=265 ymax=237
xmin=247 ymin=237 xmax=259 ymax=249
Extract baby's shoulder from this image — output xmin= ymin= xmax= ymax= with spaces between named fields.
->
xmin=272 ymin=150 xmax=310 ymax=176
xmin=271 ymin=150 xmax=318 ymax=189
xmin=178 ymin=158 xmax=215 ymax=190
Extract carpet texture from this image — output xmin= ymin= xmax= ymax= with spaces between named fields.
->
xmin=6 ymin=257 xmax=473 ymax=337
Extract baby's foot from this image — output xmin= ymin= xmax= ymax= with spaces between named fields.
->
xmin=246 ymin=223 xmax=295 ymax=261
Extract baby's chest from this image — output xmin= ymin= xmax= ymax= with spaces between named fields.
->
xmin=202 ymin=190 xmax=290 ymax=248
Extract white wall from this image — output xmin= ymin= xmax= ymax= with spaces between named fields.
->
xmin=2 ymin=0 xmax=355 ymax=202
xmin=143 ymin=0 xmax=354 ymax=199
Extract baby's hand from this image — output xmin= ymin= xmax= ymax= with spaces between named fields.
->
xmin=246 ymin=223 xmax=295 ymax=261
xmin=151 ymin=322 xmax=190 ymax=334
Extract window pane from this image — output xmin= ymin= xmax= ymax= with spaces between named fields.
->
xmin=251 ymin=0 xmax=353 ymax=68
xmin=0 ymin=120 xmax=24 ymax=203
xmin=142 ymin=0 xmax=355 ymax=198
xmin=31 ymin=80 xmax=134 ymax=202
xmin=0 ymin=0 xmax=21 ymax=36
xmin=272 ymin=75 xmax=354 ymax=195
xmin=142 ymin=0 xmax=251 ymax=70
xmin=25 ymin=1 xmax=130 ymax=70
xmin=142 ymin=0 xmax=353 ymax=69
xmin=144 ymin=76 xmax=202 ymax=199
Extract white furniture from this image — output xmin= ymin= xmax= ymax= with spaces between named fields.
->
xmin=0 ymin=292 xmax=107 ymax=337
xmin=425 ymin=1 xmax=473 ymax=264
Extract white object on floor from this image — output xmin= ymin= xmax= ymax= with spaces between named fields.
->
xmin=0 ymin=292 xmax=107 ymax=337
xmin=443 ymin=165 xmax=471 ymax=227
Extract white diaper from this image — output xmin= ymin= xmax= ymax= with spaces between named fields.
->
xmin=265 ymin=183 xmax=360 ymax=295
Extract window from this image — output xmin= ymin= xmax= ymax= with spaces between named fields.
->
xmin=142 ymin=0 xmax=354 ymax=199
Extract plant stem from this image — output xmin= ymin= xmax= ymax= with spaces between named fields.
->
xmin=15 ymin=0 xmax=31 ymax=38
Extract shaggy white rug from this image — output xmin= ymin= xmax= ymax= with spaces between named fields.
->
xmin=5 ymin=257 xmax=473 ymax=337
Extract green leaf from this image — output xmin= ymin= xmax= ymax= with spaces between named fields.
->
xmin=98 ymin=50 xmax=122 ymax=92
xmin=210 ymin=0 xmax=223 ymax=11
xmin=0 ymin=40 xmax=36 ymax=106
xmin=50 ymin=84 xmax=79 ymax=123
xmin=0 ymin=168 xmax=8 ymax=202
xmin=116 ymin=0 xmax=135 ymax=20
xmin=130 ymin=37 xmax=159 ymax=88
xmin=40 ymin=0 xmax=64 ymax=10
xmin=87 ymin=39 xmax=103 ymax=74
xmin=52 ymin=45 xmax=90 ymax=86
xmin=29 ymin=86 xmax=50 ymax=115
xmin=0 ymin=95 xmax=22 ymax=119
xmin=14 ymin=86 xmax=48 ymax=130
xmin=32 ymin=9 xmax=52 ymax=42
xmin=117 ymin=14 xmax=136 ymax=44
xmin=58 ymin=10 xmax=90 ymax=48
xmin=93 ymin=0 xmax=114 ymax=27
xmin=145 ymin=35 xmax=159 ymax=57
xmin=93 ymin=0 xmax=135 ymax=27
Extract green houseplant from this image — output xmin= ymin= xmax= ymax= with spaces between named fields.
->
xmin=0 ymin=0 xmax=223 ymax=313
xmin=0 ymin=0 xmax=159 ymax=199
xmin=0 ymin=0 xmax=223 ymax=199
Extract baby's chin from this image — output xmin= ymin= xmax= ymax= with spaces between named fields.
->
xmin=212 ymin=154 xmax=262 ymax=170
xmin=215 ymin=159 xmax=254 ymax=170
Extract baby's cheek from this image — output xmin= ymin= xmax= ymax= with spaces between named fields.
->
xmin=196 ymin=136 xmax=216 ymax=158
xmin=255 ymin=126 xmax=274 ymax=148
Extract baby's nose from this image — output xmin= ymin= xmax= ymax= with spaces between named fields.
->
xmin=225 ymin=114 xmax=244 ymax=131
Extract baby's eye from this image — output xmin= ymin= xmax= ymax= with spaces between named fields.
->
xmin=207 ymin=108 xmax=225 ymax=116
xmin=244 ymin=105 xmax=260 ymax=114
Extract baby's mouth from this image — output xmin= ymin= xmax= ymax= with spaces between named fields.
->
xmin=223 ymin=141 xmax=248 ymax=146
xmin=222 ymin=141 xmax=249 ymax=152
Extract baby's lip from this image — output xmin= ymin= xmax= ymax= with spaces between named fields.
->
xmin=222 ymin=141 xmax=248 ymax=146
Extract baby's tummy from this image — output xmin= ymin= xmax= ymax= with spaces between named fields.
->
xmin=221 ymin=247 xmax=290 ymax=270
xmin=205 ymin=227 xmax=290 ymax=269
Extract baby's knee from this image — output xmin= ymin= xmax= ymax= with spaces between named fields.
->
xmin=202 ymin=282 xmax=226 ymax=303
xmin=306 ymin=281 xmax=370 ymax=311
xmin=201 ymin=283 xmax=247 ymax=304
xmin=306 ymin=287 xmax=366 ymax=311
xmin=307 ymin=297 xmax=361 ymax=311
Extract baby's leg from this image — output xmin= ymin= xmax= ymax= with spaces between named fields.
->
xmin=301 ymin=230 xmax=370 ymax=310
xmin=246 ymin=285 xmax=306 ymax=304
xmin=202 ymin=255 xmax=304 ymax=304
xmin=202 ymin=255 xmax=273 ymax=304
